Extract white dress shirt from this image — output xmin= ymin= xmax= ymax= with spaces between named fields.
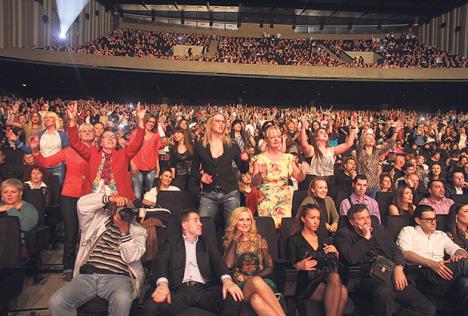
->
xmin=397 ymin=226 xmax=463 ymax=262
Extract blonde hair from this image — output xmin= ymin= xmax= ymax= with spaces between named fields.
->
xmin=264 ymin=125 xmax=282 ymax=139
xmin=44 ymin=111 xmax=63 ymax=130
xmin=78 ymin=123 xmax=95 ymax=135
xmin=223 ymin=207 xmax=259 ymax=247
xmin=202 ymin=112 xmax=233 ymax=148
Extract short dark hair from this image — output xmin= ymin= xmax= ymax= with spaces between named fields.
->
xmin=427 ymin=179 xmax=444 ymax=190
xmin=353 ymin=174 xmax=367 ymax=184
xmin=179 ymin=209 xmax=198 ymax=224
xmin=347 ymin=203 xmax=369 ymax=221
xmin=413 ymin=205 xmax=435 ymax=219
xmin=343 ymin=157 xmax=355 ymax=165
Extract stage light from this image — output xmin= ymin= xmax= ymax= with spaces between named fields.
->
xmin=56 ymin=0 xmax=89 ymax=40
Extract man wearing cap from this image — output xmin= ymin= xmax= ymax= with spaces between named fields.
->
xmin=49 ymin=192 xmax=147 ymax=316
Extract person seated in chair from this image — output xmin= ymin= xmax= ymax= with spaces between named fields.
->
xmin=224 ymin=207 xmax=285 ymax=316
xmin=48 ymin=192 xmax=147 ymax=316
xmin=397 ymin=204 xmax=468 ymax=314
xmin=446 ymin=171 xmax=467 ymax=201
xmin=144 ymin=210 xmax=243 ymax=316
xmin=419 ymin=180 xmax=454 ymax=214
xmin=288 ymin=203 xmax=348 ymax=316
xmin=339 ymin=175 xmax=381 ymax=223
xmin=336 ymin=204 xmax=435 ymax=316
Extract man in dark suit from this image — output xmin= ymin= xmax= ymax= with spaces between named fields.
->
xmin=335 ymin=204 xmax=435 ymax=316
xmin=144 ymin=210 xmax=243 ymax=315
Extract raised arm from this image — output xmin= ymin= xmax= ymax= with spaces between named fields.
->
xmin=66 ymin=102 xmax=91 ymax=160
xmin=299 ymin=116 xmax=314 ymax=157
xmin=124 ymin=102 xmax=146 ymax=159
xmin=333 ymin=115 xmax=357 ymax=156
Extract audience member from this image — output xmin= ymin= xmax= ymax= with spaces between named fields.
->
xmin=419 ymin=180 xmax=455 ymax=214
xmin=339 ymin=175 xmax=381 ymax=222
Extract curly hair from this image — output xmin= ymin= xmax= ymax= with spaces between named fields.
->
xmin=223 ymin=207 xmax=260 ymax=248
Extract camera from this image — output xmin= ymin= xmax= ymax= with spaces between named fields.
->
xmin=107 ymin=202 xmax=138 ymax=222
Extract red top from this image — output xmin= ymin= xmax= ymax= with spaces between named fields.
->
xmin=34 ymin=147 xmax=89 ymax=198
xmin=68 ymin=125 xmax=144 ymax=201
xmin=129 ymin=130 xmax=161 ymax=171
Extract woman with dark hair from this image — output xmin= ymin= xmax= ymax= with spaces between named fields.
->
xmin=388 ymin=184 xmax=415 ymax=217
xmin=378 ymin=172 xmax=394 ymax=193
xmin=298 ymin=115 xmax=357 ymax=194
xmin=130 ymin=113 xmax=161 ymax=202
xmin=287 ymin=204 xmax=347 ymax=316
xmin=300 ymin=177 xmax=339 ymax=233
xmin=168 ymin=127 xmax=193 ymax=191
xmin=427 ymin=162 xmax=444 ymax=185
xmin=230 ymin=119 xmax=255 ymax=153
xmin=447 ymin=203 xmax=468 ymax=250
xmin=22 ymin=165 xmax=51 ymax=220
xmin=141 ymin=169 xmax=180 ymax=207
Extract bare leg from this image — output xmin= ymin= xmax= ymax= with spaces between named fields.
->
xmin=243 ymin=276 xmax=285 ymax=316
xmin=249 ymin=293 xmax=280 ymax=316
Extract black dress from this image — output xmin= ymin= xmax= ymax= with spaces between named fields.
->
xmin=168 ymin=147 xmax=193 ymax=191
xmin=287 ymin=232 xmax=333 ymax=300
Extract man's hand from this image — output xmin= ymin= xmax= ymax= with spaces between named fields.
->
xmin=429 ymin=260 xmax=453 ymax=281
xmin=109 ymin=194 xmax=128 ymax=207
xmin=452 ymin=251 xmax=468 ymax=262
xmin=222 ymin=278 xmax=244 ymax=302
xmin=360 ymin=224 xmax=373 ymax=240
xmin=393 ymin=265 xmax=408 ymax=291
xmin=152 ymin=283 xmax=171 ymax=304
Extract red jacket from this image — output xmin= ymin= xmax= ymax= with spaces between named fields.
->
xmin=34 ymin=147 xmax=89 ymax=198
xmin=68 ymin=125 xmax=144 ymax=201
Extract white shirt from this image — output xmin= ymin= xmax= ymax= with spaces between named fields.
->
xmin=39 ymin=130 xmax=62 ymax=157
xmin=181 ymin=236 xmax=206 ymax=284
xmin=397 ymin=226 xmax=463 ymax=262
xmin=143 ymin=186 xmax=180 ymax=204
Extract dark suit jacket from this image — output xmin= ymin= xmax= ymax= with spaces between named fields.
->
xmin=153 ymin=234 xmax=228 ymax=290
xmin=335 ymin=222 xmax=405 ymax=268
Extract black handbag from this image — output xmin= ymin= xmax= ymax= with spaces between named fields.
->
xmin=368 ymin=255 xmax=395 ymax=284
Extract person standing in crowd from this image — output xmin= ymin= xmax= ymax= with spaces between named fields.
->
xmin=336 ymin=204 xmax=435 ymax=316
xmin=397 ymin=205 xmax=468 ymax=314
xmin=31 ymin=122 xmax=94 ymax=281
xmin=7 ymin=111 xmax=70 ymax=185
xmin=168 ymin=127 xmax=193 ymax=191
xmin=223 ymin=207 xmax=285 ymax=316
xmin=252 ymin=125 xmax=307 ymax=228
xmin=66 ymin=102 xmax=146 ymax=201
xmin=130 ymin=114 xmax=161 ymax=203
xmin=48 ymin=192 xmax=147 ymax=316
xmin=298 ymin=115 xmax=357 ymax=196
xmin=356 ymin=121 xmax=402 ymax=198
xmin=191 ymin=112 xmax=250 ymax=225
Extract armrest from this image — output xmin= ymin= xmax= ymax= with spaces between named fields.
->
xmin=24 ymin=226 xmax=50 ymax=255
xmin=274 ymin=259 xmax=297 ymax=297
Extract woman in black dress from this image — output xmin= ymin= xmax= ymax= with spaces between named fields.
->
xmin=168 ymin=127 xmax=193 ymax=191
xmin=287 ymin=203 xmax=348 ymax=316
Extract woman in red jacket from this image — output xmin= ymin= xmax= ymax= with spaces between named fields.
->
xmin=66 ymin=101 xmax=146 ymax=201
xmin=30 ymin=123 xmax=95 ymax=281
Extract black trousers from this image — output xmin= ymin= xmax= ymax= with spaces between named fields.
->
xmin=144 ymin=283 xmax=241 ymax=316
xmin=60 ymin=195 xmax=79 ymax=271
xmin=355 ymin=277 xmax=435 ymax=316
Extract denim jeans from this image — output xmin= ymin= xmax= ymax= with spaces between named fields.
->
xmin=199 ymin=190 xmax=240 ymax=226
xmin=48 ymin=274 xmax=133 ymax=316
xmin=60 ymin=195 xmax=79 ymax=271
xmin=48 ymin=164 xmax=65 ymax=187
xmin=132 ymin=170 xmax=156 ymax=201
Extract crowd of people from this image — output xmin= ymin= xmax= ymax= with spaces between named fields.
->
xmin=0 ymin=94 xmax=468 ymax=316
xmin=45 ymin=29 xmax=468 ymax=68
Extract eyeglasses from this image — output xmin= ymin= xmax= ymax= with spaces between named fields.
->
xmin=420 ymin=217 xmax=438 ymax=223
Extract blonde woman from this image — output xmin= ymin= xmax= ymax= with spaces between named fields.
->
xmin=191 ymin=112 xmax=250 ymax=225
xmin=252 ymin=125 xmax=308 ymax=228
xmin=224 ymin=207 xmax=285 ymax=316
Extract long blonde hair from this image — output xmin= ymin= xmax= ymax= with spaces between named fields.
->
xmin=223 ymin=207 xmax=259 ymax=247
xmin=202 ymin=112 xmax=233 ymax=148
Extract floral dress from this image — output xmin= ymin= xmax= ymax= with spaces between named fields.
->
xmin=253 ymin=153 xmax=293 ymax=228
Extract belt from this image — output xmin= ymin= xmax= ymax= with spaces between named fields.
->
xmin=181 ymin=281 xmax=204 ymax=287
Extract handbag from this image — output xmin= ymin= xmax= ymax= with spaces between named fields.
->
xmin=368 ymin=255 xmax=396 ymax=284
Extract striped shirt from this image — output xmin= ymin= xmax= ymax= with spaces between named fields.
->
xmin=86 ymin=219 xmax=130 ymax=275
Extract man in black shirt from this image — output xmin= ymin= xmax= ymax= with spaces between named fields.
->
xmin=191 ymin=112 xmax=249 ymax=225
xmin=335 ymin=204 xmax=435 ymax=316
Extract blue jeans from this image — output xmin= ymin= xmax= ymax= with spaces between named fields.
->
xmin=48 ymin=274 xmax=133 ymax=316
xmin=132 ymin=170 xmax=156 ymax=201
xmin=48 ymin=164 xmax=65 ymax=187
xmin=199 ymin=190 xmax=240 ymax=226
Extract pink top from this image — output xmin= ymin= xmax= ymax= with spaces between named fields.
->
xmin=418 ymin=197 xmax=455 ymax=215
xmin=130 ymin=130 xmax=161 ymax=171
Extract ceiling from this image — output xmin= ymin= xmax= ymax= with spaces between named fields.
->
xmin=97 ymin=0 xmax=468 ymax=26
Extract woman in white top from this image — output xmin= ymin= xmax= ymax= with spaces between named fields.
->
xmin=298 ymin=115 xmax=357 ymax=197
xmin=142 ymin=169 xmax=180 ymax=207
